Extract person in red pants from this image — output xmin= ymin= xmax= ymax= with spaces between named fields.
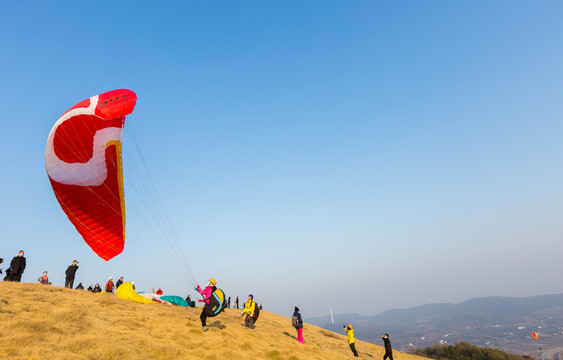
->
xmin=292 ymin=307 xmax=304 ymax=343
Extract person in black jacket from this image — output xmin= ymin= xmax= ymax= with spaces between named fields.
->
xmin=93 ymin=283 xmax=102 ymax=293
xmin=65 ymin=260 xmax=79 ymax=288
xmin=7 ymin=250 xmax=26 ymax=282
xmin=75 ymin=283 xmax=84 ymax=290
xmin=292 ymin=306 xmax=304 ymax=343
xmin=381 ymin=333 xmax=393 ymax=360
xmin=116 ymin=277 xmax=124 ymax=289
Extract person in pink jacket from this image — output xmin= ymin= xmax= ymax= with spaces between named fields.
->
xmin=197 ymin=278 xmax=216 ymax=332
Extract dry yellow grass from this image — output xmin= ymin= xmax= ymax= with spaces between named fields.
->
xmin=0 ymin=282 xmax=429 ymax=360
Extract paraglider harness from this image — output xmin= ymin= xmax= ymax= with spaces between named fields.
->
xmin=243 ymin=299 xmax=260 ymax=325
xmin=205 ymin=286 xmax=227 ymax=317
xmin=253 ymin=301 xmax=260 ymax=323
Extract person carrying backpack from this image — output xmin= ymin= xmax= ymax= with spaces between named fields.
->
xmin=241 ymin=294 xmax=256 ymax=328
xmin=344 ymin=324 xmax=359 ymax=357
xmin=292 ymin=306 xmax=304 ymax=343
xmin=197 ymin=278 xmax=217 ymax=332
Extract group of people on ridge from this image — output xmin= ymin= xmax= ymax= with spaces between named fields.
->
xmin=342 ymin=324 xmax=394 ymax=358
xmin=1 ymin=250 xmax=128 ymax=296
xmin=194 ymin=277 xmax=392 ymax=360
xmin=196 ymin=279 xmax=260 ymax=332
xmin=3 ymin=255 xmax=394 ymax=358
xmin=33 ymin=259 xmax=80 ymax=287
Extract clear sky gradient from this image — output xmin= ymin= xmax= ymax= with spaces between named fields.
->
xmin=1 ymin=1 xmax=562 ymax=318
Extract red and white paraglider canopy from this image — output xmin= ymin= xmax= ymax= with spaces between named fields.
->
xmin=45 ymin=89 xmax=137 ymax=261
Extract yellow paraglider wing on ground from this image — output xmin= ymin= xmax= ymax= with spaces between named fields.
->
xmin=116 ymin=282 xmax=156 ymax=304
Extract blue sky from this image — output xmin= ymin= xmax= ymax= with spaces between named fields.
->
xmin=1 ymin=1 xmax=562 ymax=318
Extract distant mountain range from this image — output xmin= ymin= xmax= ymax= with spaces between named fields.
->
xmin=307 ymin=293 xmax=563 ymax=355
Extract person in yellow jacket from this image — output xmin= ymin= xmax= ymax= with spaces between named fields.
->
xmin=241 ymin=294 xmax=256 ymax=328
xmin=344 ymin=324 xmax=359 ymax=357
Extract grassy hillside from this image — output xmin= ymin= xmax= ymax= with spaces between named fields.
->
xmin=0 ymin=282 xmax=429 ymax=360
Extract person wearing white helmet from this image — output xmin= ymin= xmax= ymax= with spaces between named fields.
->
xmin=197 ymin=278 xmax=217 ymax=332
xmin=105 ymin=277 xmax=115 ymax=293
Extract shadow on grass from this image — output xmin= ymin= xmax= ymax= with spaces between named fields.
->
xmin=282 ymin=332 xmax=297 ymax=340
xmin=359 ymin=352 xmax=373 ymax=358
xmin=209 ymin=321 xmax=226 ymax=330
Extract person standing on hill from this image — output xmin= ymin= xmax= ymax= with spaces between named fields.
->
xmin=7 ymin=250 xmax=26 ymax=282
xmin=292 ymin=307 xmax=304 ymax=343
xmin=197 ymin=278 xmax=217 ymax=332
xmin=242 ymin=294 xmax=256 ymax=328
xmin=381 ymin=333 xmax=393 ymax=360
xmin=116 ymin=276 xmax=124 ymax=289
xmin=65 ymin=260 xmax=79 ymax=288
xmin=105 ymin=277 xmax=115 ymax=293
xmin=236 ymin=296 xmax=239 ymax=309
xmin=344 ymin=324 xmax=359 ymax=357
xmin=227 ymin=296 xmax=231 ymax=309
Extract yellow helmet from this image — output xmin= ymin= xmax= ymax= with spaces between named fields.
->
xmin=208 ymin=278 xmax=217 ymax=286
xmin=348 ymin=324 xmax=353 ymax=329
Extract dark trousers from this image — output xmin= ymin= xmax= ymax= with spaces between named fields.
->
xmin=349 ymin=343 xmax=358 ymax=357
xmin=65 ymin=277 xmax=74 ymax=289
xmin=7 ymin=272 xmax=22 ymax=282
xmin=384 ymin=351 xmax=393 ymax=360
xmin=200 ymin=306 xmax=207 ymax=327
xmin=245 ymin=314 xmax=255 ymax=328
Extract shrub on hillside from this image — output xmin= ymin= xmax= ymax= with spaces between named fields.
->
xmin=409 ymin=342 xmax=533 ymax=360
